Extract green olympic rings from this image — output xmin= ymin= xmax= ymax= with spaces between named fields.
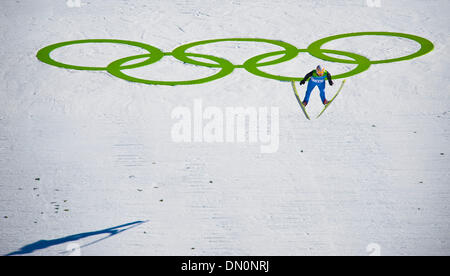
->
xmin=36 ymin=32 xmax=434 ymax=86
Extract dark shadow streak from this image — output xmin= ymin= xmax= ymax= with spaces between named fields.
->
xmin=5 ymin=220 xmax=147 ymax=256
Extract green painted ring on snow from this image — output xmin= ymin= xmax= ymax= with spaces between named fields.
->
xmin=243 ymin=48 xmax=371 ymax=81
xmin=107 ymin=52 xmax=235 ymax=86
xmin=307 ymin=32 xmax=434 ymax=65
xmin=36 ymin=39 xmax=164 ymax=71
xmin=171 ymin=38 xmax=299 ymax=69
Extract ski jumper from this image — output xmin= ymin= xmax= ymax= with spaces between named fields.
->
xmin=302 ymin=70 xmax=332 ymax=104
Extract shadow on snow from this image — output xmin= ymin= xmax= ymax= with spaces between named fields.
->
xmin=5 ymin=220 xmax=147 ymax=256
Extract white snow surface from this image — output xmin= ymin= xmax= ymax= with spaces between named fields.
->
xmin=0 ymin=0 xmax=449 ymax=255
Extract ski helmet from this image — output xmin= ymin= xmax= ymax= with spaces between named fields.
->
xmin=316 ymin=65 xmax=325 ymax=76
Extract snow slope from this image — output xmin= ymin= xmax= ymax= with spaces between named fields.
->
xmin=0 ymin=0 xmax=449 ymax=255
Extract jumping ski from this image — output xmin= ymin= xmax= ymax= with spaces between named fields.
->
xmin=291 ymin=80 xmax=310 ymax=120
xmin=316 ymin=79 xmax=346 ymax=118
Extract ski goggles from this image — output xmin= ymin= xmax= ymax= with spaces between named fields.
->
xmin=316 ymin=68 xmax=325 ymax=75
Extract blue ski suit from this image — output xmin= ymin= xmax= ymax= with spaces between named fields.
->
xmin=302 ymin=70 xmax=333 ymax=104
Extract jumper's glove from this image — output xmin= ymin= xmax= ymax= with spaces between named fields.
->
xmin=300 ymin=80 xmax=306 ymax=85
xmin=328 ymin=80 xmax=334 ymax=86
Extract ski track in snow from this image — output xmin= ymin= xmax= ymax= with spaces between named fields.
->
xmin=0 ymin=0 xmax=449 ymax=255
